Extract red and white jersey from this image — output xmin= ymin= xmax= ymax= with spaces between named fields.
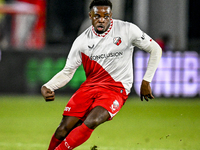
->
xmin=65 ymin=19 xmax=152 ymax=95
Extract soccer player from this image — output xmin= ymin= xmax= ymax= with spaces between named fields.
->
xmin=41 ymin=0 xmax=162 ymax=149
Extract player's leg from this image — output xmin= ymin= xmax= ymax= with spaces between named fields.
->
xmin=55 ymin=87 xmax=128 ymax=150
xmin=84 ymin=106 xmax=110 ymax=129
xmin=50 ymin=87 xmax=92 ymax=150
xmin=48 ymin=116 xmax=80 ymax=150
xmin=54 ymin=116 xmax=81 ymax=140
xmin=55 ymin=106 xmax=110 ymax=150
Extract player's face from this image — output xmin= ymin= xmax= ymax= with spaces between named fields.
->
xmin=89 ymin=6 xmax=112 ymax=34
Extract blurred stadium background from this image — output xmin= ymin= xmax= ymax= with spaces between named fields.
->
xmin=0 ymin=0 xmax=200 ymax=97
xmin=0 ymin=0 xmax=200 ymax=150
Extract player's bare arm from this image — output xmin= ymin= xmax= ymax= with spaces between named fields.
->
xmin=41 ymin=86 xmax=55 ymax=102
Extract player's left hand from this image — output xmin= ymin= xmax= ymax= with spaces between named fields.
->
xmin=140 ymin=80 xmax=154 ymax=101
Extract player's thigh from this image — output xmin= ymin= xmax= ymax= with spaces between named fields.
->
xmin=63 ymin=87 xmax=94 ymax=119
xmin=91 ymin=89 xmax=126 ymax=120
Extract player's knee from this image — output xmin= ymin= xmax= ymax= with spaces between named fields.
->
xmin=84 ymin=118 xmax=98 ymax=129
xmin=55 ymin=125 xmax=69 ymax=140
xmin=84 ymin=106 xmax=110 ymax=129
xmin=84 ymin=116 xmax=107 ymax=129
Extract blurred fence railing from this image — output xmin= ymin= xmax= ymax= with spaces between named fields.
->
xmin=0 ymin=49 xmax=199 ymax=97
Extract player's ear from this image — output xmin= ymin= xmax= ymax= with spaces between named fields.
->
xmin=89 ymin=11 xmax=92 ymax=19
xmin=110 ymin=11 xmax=112 ymax=18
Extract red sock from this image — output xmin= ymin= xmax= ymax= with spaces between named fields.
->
xmin=48 ymin=134 xmax=62 ymax=150
xmin=55 ymin=123 xmax=94 ymax=150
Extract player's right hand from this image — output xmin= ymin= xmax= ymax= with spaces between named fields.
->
xmin=41 ymin=86 xmax=55 ymax=102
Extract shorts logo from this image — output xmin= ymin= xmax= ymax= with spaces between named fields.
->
xmin=110 ymin=100 xmax=119 ymax=112
xmin=64 ymin=107 xmax=71 ymax=112
xmin=113 ymin=37 xmax=122 ymax=46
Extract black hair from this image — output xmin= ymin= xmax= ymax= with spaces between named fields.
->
xmin=89 ymin=0 xmax=112 ymax=10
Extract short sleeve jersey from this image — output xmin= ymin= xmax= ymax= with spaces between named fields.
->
xmin=65 ymin=19 xmax=152 ymax=95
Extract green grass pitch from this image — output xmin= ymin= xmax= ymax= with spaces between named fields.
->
xmin=0 ymin=95 xmax=200 ymax=150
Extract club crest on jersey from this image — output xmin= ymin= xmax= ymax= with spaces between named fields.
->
xmin=113 ymin=37 xmax=122 ymax=46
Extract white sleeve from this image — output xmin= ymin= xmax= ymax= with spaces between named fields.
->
xmin=129 ymin=23 xmax=152 ymax=49
xmin=128 ymin=23 xmax=162 ymax=82
xmin=43 ymin=36 xmax=83 ymax=91
xmin=43 ymin=67 xmax=76 ymax=91
xmin=142 ymin=40 xmax=162 ymax=82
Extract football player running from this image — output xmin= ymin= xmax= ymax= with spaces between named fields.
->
xmin=41 ymin=0 xmax=162 ymax=149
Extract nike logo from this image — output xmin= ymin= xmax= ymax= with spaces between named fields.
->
xmin=88 ymin=44 xmax=94 ymax=49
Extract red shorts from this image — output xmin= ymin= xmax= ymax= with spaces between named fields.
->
xmin=63 ymin=86 xmax=128 ymax=121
